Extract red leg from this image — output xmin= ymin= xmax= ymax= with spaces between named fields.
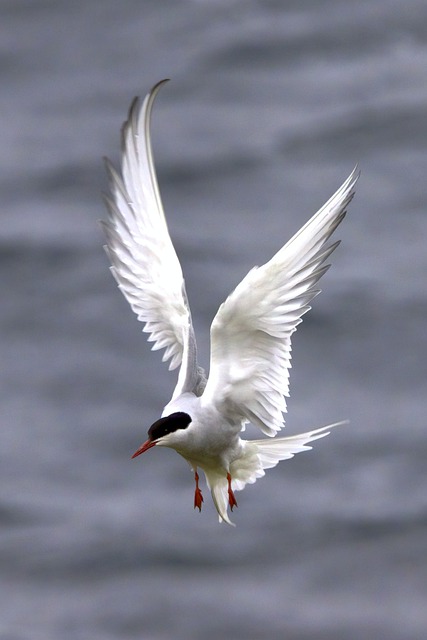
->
xmin=227 ymin=473 xmax=238 ymax=511
xmin=194 ymin=471 xmax=204 ymax=511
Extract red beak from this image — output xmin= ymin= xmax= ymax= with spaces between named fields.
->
xmin=131 ymin=439 xmax=156 ymax=458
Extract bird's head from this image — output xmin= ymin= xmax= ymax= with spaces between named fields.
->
xmin=131 ymin=411 xmax=192 ymax=458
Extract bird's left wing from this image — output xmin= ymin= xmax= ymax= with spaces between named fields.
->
xmin=202 ymin=168 xmax=359 ymax=436
xmin=101 ymin=80 xmax=203 ymax=394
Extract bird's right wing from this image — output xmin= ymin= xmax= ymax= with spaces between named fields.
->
xmin=101 ymin=80 xmax=204 ymax=395
xmin=202 ymin=169 xmax=359 ymax=436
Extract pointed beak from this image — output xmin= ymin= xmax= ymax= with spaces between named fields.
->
xmin=131 ymin=438 xmax=156 ymax=458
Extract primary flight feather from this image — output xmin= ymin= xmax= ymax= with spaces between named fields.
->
xmin=102 ymin=79 xmax=358 ymax=525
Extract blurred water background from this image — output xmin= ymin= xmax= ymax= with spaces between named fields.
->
xmin=1 ymin=1 xmax=427 ymax=638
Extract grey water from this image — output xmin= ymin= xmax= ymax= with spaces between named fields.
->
xmin=1 ymin=1 xmax=427 ymax=638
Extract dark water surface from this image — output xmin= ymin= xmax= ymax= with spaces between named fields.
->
xmin=1 ymin=1 xmax=427 ymax=638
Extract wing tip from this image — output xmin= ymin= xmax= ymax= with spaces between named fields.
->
xmin=119 ymin=79 xmax=171 ymax=153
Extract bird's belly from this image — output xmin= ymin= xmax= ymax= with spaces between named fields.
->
xmin=175 ymin=422 xmax=242 ymax=470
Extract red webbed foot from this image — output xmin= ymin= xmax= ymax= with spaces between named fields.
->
xmin=227 ymin=473 xmax=238 ymax=511
xmin=194 ymin=471 xmax=204 ymax=512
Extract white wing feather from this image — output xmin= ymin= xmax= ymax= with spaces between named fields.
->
xmin=102 ymin=80 xmax=203 ymax=393
xmin=202 ymin=168 xmax=359 ymax=436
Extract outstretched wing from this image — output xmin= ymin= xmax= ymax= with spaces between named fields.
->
xmin=101 ymin=80 xmax=203 ymax=394
xmin=202 ymin=168 xmax=359 ymax=436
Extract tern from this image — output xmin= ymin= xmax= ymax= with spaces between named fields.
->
xmin=102 ymin=79 xmax=358 ymax=525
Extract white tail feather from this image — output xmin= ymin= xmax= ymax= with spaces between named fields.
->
xmin=204 ymin=421 xmax=347 ymax=525
xmin=253 ymin=420 xmax=347 ymax=470
xmin=203 ymin=471 xmax=235 ymax=526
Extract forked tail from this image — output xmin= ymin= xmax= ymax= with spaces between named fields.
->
xmin=207 ymin=421 xmax=347 ymax=525
xmin=251 ymin=420 xmax=347 ymax=472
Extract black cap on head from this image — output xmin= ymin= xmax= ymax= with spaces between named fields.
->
xmin=148 ymin=412 xmax=192 ymax=441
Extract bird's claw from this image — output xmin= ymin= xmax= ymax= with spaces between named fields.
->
xmin=194 ymin=487 xmax=204 ymax=511
xmin=227 ymin=473 xmax=238 ymax=511
xmin=194 ymin=471 xmax=204 ymax=512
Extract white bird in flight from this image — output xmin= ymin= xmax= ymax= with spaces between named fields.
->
xmin=102 ymin=79 xmax=358 ymax=525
